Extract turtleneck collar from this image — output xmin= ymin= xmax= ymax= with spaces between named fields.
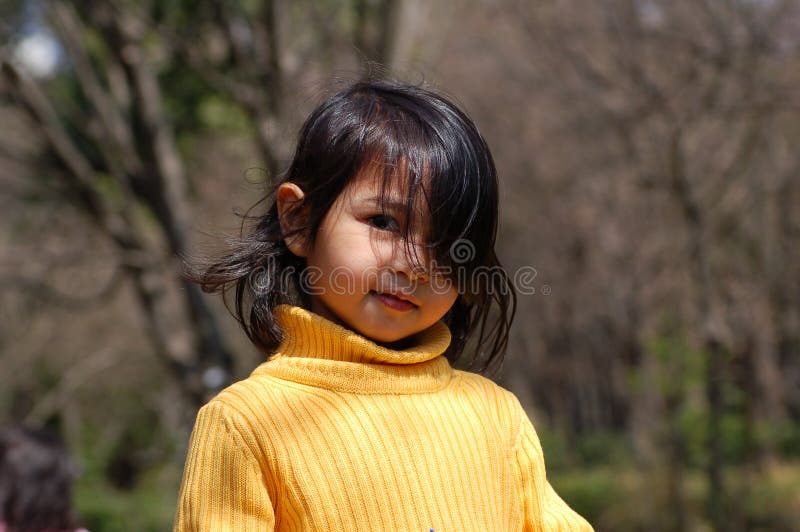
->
xmin=252 ymin=305 xmax=455 ymax=394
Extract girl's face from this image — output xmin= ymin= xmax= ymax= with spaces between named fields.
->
xmin=279 ymin=170 xmax=458 ymax=345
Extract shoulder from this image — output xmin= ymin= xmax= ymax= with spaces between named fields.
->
xmin=186 ymin=379 xmax=289 ymax=470
xmin=191 ymin=370 xmax=288 ymax=451
xmin=202 ymin=364 xmax=292 ymax=422
xmin=196 ymin=364 xmax=315 ymax=444
xmin=450 ymin=369 xmax=528 ymax=440
xmin=451 ymin=369 xmax=524 ymax=410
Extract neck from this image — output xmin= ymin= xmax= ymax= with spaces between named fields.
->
xmin=273 ymin=305 xmax=451 ymax=364
xmin=251 ymin=305 xmax=455 ymax=394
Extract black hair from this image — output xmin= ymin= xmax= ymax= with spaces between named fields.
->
xmin=0 ymin=426 xmax=79 ymax=532
xmin=184 ymin=80 xmax=516 ymax=374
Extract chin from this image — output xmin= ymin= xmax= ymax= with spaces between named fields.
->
xmin=358 ymin=327 xmax=406 ymax=344
xmin=335 ymin=307 xmax=423 ymax=345
xmin=352 ymin=320 xmax=420 ymax=345
xmin=374 ymin=335 xmax=418 ymax=350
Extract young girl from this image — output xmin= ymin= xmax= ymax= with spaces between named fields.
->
xmin=175 ymin=81 xmax=593 ymax=531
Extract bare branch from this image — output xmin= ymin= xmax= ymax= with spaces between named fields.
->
xmin=25 ymin=348 xmax=121 ymax=426
xmin=0 ymin=266 xmax=125 ymax=310
xmin=47 ymin=1 xmax=144 ymax=183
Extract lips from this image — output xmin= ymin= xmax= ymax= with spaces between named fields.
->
xmin=371 ymin=290 xmax=418 ymax=311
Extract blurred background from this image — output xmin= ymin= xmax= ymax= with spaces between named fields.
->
xmin=1 ymin=0 xmax=799 ymax=530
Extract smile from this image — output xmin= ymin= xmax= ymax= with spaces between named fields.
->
xmin=370 ymin=290 xmax=418 ymax=311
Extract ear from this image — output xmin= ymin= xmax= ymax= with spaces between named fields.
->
xmin=277 ymin=182 xmax=310 ymax=257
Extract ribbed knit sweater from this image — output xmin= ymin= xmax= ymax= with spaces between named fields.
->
xmin=174 ymin=305 xmax=593 ymax=531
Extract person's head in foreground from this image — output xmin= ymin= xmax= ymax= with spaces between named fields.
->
xmin=0 ymin=426 xmax=81 ymax=532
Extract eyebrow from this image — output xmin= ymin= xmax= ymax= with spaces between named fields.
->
xmin=362 ymin=196 xmax=409 ymax=212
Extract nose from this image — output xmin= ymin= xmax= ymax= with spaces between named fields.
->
xmin=410 ymin=265 xmax=429 ymax=283
xmin=388 ymin=241 xmax=430 ymax=283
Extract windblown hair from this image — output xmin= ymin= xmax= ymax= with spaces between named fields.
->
xmin=0 ymin=426 xmax=79 ymax=532
xmin=183 ymin=80 xmax=516 ymax=374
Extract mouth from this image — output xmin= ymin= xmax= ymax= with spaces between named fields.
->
xmin=370 ymin=289 xmax=418 ymax=311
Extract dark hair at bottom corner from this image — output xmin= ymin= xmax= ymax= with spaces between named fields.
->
xmin=181 ymin=79 xmax=517 ymax=375
xmin=0 ymin=425 xmax=79 ymax=532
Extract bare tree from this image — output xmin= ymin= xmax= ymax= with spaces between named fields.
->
xmin=479 ymin=0 xmax=800 ymax=528
xmin=0 ymin=0 xmax=428 ymax=415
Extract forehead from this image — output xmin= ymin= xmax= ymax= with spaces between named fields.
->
xmin=341 ymin=163 xmax=431 ymax=216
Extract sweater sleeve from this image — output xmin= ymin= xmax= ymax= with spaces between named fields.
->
xmin=515 ymin=411 xmax=594 ymax=532
xmin=173 ymin=401 xmax=275 ymax=532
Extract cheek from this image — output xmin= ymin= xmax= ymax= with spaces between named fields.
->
xmin=427 ymin=286 xmax=459 ymax=315
xmin=309 ymin=243 xmax=379 ymax=293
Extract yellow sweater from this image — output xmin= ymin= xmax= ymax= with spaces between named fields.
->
xmin=174 ymin=305 xmax=593 ymax=531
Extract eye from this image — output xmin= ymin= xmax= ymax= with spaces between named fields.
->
xmin=367 ymin=214 xmax=400 ymax=232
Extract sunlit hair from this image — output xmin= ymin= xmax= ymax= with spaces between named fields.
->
xmin=183 ymin=80 xmax=516 ymax=374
